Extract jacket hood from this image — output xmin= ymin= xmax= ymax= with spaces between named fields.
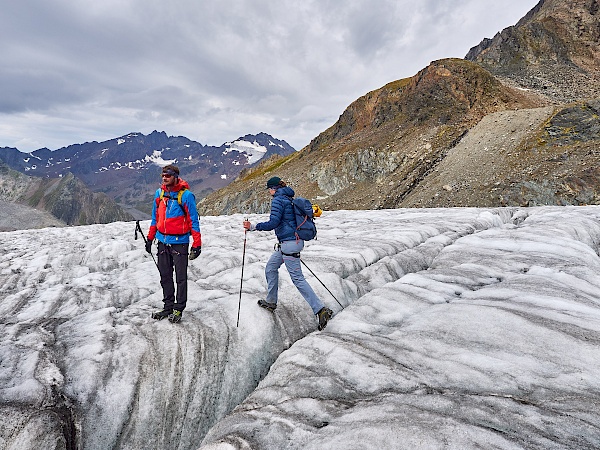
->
xmin=274 ymin=186 xmax=295 ymax=198
xmin=161 ymin=178 xmax=190 ymax=192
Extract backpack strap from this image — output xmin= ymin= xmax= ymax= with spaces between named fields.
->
xmin=286 ymin=196 xmax=305 ymax=219
xmin=157 ymin=188 xmax=188 ymax=211
xmin=177 ymin=189 xmax=186 ymax=205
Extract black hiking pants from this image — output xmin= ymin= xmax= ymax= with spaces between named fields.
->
xmin=157 ymin=242 xmax=189 ymax=312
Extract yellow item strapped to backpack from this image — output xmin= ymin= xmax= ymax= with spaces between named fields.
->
xmin=312 ymin=203 xmax=323 ymax=218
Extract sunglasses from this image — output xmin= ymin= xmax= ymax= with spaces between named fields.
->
xmin=161 ymin=173 xmax=174 ymax=178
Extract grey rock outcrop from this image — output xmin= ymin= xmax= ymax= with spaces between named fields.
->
xmin=466 ymin=0 xmax=600 ymax=102
xmin=0 ymin=162 xmax=133 ymax=226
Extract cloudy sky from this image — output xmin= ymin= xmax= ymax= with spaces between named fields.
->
xmin=1 ymin=0 xmax=538 ymax=152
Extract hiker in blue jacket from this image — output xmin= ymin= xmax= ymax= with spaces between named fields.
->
xmin=243 ymin=176 xmax=333 ymax=330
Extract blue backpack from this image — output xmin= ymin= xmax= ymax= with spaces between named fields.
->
xmin=289 ymin=197 xmax=317 ymax=241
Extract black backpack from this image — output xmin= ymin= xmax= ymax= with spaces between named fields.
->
xmin=289 ymin=197 xmax=317 ymax=241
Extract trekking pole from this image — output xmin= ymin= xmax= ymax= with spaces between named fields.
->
xmin=300 ymin=258 xmax=344 ymax=308
xmin=237 ymin=219 xmax=248 ymax=327
xmin=135 ymin=220 xmax=159 ymax=269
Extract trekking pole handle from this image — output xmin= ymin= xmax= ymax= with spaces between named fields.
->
xmin=135 ymin=220 xmax=158 ymax=269
xmin=135 ymin=220 xmax=149 ymax=244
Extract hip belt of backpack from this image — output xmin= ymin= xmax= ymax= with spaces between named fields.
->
xmin=275 ymin=243 xmax=300 ymax=258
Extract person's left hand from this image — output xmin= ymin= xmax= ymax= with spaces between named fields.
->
xmin=189 ymin=246 xmax=202 ymax=260
xmin=243 ymin=220 xmax=252 ymax=230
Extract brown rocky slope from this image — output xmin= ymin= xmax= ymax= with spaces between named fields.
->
xmin=199 ymin=58 xmax=544 ymax=215
xmin=200 ymin=0 xmax=600 ymax=215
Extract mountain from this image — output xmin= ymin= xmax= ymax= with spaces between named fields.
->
xmin=0 ymin=200 xmax=65 ymax=232
xmin=0 ymin=161 xmax=133 ymax=226
xmin=466 ymin=0 xmax=600 ymax=103
xmin=199 ymin=58 xmax=545 ymax=214
xmin=199 ymin=0 xmax=600 ymax=215
xmin=0 ymin=131 xmax=295 ymax=218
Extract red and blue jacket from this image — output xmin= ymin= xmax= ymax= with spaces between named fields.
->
xmin=147 ymin=178 xmax=202 ymax=247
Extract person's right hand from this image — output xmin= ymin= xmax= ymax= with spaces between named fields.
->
xmin=145 ymin=240 xmax=152 ymax=254
xmin=243 ymin=220 xmax=251 ymax=230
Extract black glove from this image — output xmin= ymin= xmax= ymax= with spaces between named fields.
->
xmin=145 ymin=240 xmax=153 ymax=254
xmin=189 ymin=246 xmax=201 ymax=260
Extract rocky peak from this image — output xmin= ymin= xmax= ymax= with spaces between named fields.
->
xmin=308 ymin=59 xmax=538 ymax=154
xmin=466 ymin=0 xmax=600 ymax=102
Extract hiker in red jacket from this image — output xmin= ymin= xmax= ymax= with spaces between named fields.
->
xmin=146 ymin=165 xmax=201 ymax=323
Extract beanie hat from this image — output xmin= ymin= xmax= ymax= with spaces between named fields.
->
xmin=266 ymin=176 xmax=282 ymax=189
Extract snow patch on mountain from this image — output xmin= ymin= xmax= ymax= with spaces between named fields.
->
xmin=144 ymin=150 xmax=177 ymax=167
xmin=223 ymin=139 xmax=268 ymax=164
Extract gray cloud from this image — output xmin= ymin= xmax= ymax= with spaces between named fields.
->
xmin=0 ymin=0 xmax=538 ymax=151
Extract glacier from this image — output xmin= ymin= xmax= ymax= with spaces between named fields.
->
xmin=1 ymin=206 xmax=600 ymax=449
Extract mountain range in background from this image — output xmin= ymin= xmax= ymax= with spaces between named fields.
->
xmin=0 ymin=132 xmax=295 ymax=225
xmin=200 ymin=0 xmax=600 ymax=215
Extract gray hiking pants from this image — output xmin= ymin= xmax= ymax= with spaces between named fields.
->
xmin=265 ymin=240 xmax=324 ymax=314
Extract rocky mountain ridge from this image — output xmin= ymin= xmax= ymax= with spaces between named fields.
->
xmin=199 ymin=0 xmax=600 ymax=216
xmin=199 ymin=58 xmax=546 ymax=214
xmin=466 ymin=0 xmax=600 ymax=103
xmin=0 ymin=162 xmax=133 ymax=226
xmin=0 ymin=131 xmax=295 ymax=220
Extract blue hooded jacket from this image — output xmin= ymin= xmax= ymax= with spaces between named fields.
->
xmin=255 ymin=186 xmax=297 ymax=242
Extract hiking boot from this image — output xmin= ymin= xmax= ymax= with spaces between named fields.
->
xmin=317 ymin=307 xmax=333 ymax=331
xmin=168 ymin=310 xmax=183 ymax=323
xmin=151 ymin=309 xmax=172 ymax=320
xmin=257 ymin=299 xmax=277 ymax=312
